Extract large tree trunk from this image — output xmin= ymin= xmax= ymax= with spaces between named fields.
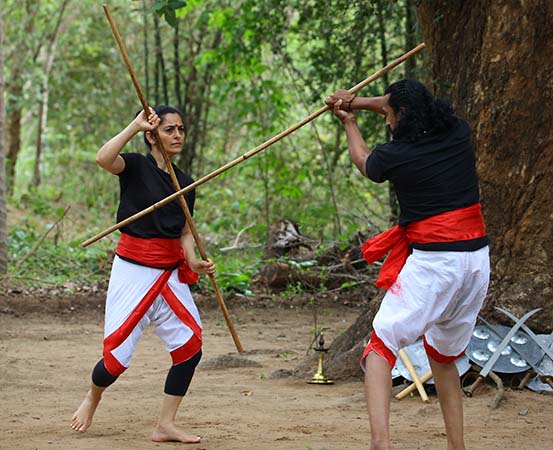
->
xmin=0 ymin=2 xmax=7 ymax=274
xmin=313 ymin=0 xmax=553 ymax=381
xmin=417 ymin=0 xmax=553 ymax=331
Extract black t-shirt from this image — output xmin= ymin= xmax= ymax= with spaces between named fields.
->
xmin=117 ymin=153 xmax=195 ymax=239
xmin=365 ymin=117 xmax=489 ymax=251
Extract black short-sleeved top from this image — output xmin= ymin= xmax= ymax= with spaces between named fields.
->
xmin=365 ymin=117 xmax=489 ymax=251
xmin=117 ymin=153 xmax=195 ymax=239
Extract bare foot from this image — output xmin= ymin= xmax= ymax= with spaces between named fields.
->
xmin=151 ymin=423 xmax=201 ymax=443
xmin=70 ymin=389 xmax=102 ymax=432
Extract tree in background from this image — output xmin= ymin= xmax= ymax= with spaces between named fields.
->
xmin=0 ymin=0 xmax=7 ymax=274
xmin=315 ymin=0 xmax=553 ymax=380
xmin=417 ymin=0 xmax=553 ymax=327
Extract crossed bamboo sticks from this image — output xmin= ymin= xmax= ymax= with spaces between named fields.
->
xmin=94 ymin=4 xmax=426 ymax=353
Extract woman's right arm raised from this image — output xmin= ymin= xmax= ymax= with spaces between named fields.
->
xmin=96 ymin=108 xmax=160 ymax=175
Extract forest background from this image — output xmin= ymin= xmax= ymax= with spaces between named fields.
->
xmin=0 ymin=0 xmax=410 ymax=291
xmin=0 ymin=0 xmax=551 ymax=354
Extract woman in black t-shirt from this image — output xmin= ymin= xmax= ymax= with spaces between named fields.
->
xmin=71 ymin=106 xmax=214 ymax=443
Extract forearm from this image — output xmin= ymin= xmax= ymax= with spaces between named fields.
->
xmin=350 ymin=96 xmax=387 ymax=115
xmin=343 ymin=118 xmax=370 ymax=176
xmin=180 ymin=226 xmax=198 ymax=265
xmin=96 ymin=121 xmax=141 ymax=173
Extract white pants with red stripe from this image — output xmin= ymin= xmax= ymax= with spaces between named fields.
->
xmin=362 ymin=246 xmax=490 ymax=368
xmin=102 ymin=256 xmax=202 ymax=376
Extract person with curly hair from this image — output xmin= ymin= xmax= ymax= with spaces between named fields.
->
xmin=326 ymin=79 xmax=490 ymax=450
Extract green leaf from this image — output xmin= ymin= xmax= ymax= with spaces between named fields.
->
xmin=163 ymin=8 xmax=177 ymax=27
xmin=167 ymin=0 xmax=187 ymax=9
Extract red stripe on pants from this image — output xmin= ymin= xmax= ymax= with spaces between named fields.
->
xmin=102 ymin=271 xmax=171 ymax=376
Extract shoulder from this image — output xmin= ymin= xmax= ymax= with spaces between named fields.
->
xmin=119 ymin=153 xmax=147 ymax=176
xmin=121 ymin=152 xmax=146 ymax=163
xmin=372 ymin=140 xmax=410 ymax=158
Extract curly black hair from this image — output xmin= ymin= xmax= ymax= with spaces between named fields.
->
xmin=385 ymin=80 xmax=456 ymax=141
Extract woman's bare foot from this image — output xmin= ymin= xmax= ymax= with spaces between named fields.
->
xmin=70 ymin=386 xmax=104 ymax=432
xmin=151 ymin=423 xmax=201 ymax=443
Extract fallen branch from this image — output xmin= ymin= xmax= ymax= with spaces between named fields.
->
xmin=12 ymin=206 xmax=71 ymax=273
xmin=219 ymin=223 xmax=258 ymax=252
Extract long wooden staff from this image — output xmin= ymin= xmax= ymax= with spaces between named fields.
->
xmin=82 ymin=42 xmax=426 ymax=248
xmin=103 ymin=5 xmax=243 ymax=353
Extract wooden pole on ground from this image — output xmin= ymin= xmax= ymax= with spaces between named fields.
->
xmin=398 ymin=349 xmax=430 ymax=403
xmin=395 ymin=369 xmax=433 ymax=400
xmin=103 ymin=4 xmax=243 ymax=353
xmin=82 ymin=42 xmax=426 ymax=247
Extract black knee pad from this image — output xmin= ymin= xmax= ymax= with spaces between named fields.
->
xmin=91 ymin=358 xmax=119 ymax=387
xmin=164 ymin=350 xmax=202 ymax=396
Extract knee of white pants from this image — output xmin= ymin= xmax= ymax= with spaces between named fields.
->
xmin=373 ymin=306 xmax=427 ymax=356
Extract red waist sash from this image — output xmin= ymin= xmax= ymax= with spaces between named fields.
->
xmin=116 ymin=233 xmax=199 ymax=285
xmin=361 ymin=204 xmax=487 ymax=290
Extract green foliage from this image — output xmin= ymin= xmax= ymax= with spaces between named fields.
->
xmin=149 ymin=0 xmax=188 ymax=27
xmin=7 ymin=218 xmax=113 ymax=287
xmin=3 ymin=0 xmax=420 ymax=289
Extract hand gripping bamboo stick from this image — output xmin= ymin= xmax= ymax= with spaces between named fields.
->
xmin=103 ymin=4 xmax=243 ymax=353
xmin=82 ymin=42 xmax=426 ymax=248
xmin=398 ymin=349 xmax=430 ymax=403
xmin=395 ymin=369 xmax=433 ymax=400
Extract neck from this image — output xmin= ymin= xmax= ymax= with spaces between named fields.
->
xmin=151 ymin=148 xmax=172 ymax=171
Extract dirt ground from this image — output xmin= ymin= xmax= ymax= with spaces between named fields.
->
xmin=0 ymin=293 xmax=552 ymax=450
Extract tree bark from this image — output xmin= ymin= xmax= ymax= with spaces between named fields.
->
xmin=417 ymin=0 xmax=553 ymax=330
xmin=0 ymin=1 xmax=7 ymax=274
xmin=143 ymin=0 xmax=150 ymax=99
xmin=376 ymin=0 xmax=400 ymax=224
xmin=403 ymin=0 xmax=417 ymax=79
xmin=153 ymin=12 xmax=169 ymax=106
xmin=4 ymin=0 xmax=42 ymax=196
xmin=32 ymin=0 xmax=72 ymax=188
xmin=173 ymin=19 xmax=181 ymax=106
xmin=5 ymin=88 xmax=21 ymax=197
xmin=314 ymin=0 xmax=553 ymax=381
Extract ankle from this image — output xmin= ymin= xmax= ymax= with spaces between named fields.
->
xmin=155 ymin=421 xmax=175 ymax=430
xmin=370 ymin=437 xmax=392 ymax=450
xmin=86 ymin=389 xmax=103 ymax=402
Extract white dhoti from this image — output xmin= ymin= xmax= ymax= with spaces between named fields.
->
xmin=102 ymin=256 xmax=202 ymax=376
xmin=362 ymin=246 xmax=490 ymax=368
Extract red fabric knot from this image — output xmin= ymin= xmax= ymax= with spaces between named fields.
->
xmin=361 ymin=204 xmax=487 ymax=290
xmin=116 ymin=233 xmax=199 ymax=284
xmin=177 ymin=248 xmax=199 ymax=284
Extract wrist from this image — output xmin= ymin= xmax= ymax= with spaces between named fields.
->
xmin=341 ymin=115 xmax=357 ymax=125
xmin=127 ymin=121 xmax=143 ymax=135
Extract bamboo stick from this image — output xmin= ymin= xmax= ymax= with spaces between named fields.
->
xmin=395 ymin=369 xmax=433 ymax=400
xmin=398 ymin=349 xmax=430 ymax=403
xmin=82 ymin=42 xmax=426 ymax=248
xmin=103 ymin=4 xmax=243 ymax=353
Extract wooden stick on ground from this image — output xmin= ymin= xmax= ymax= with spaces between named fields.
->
xmin=103 ymin=4 xmax=243 ymax=353
xmin=398 ymin=349 xmax=430 ymax=403
xmin=81 ymin=43 xmax=426 ymax=248
xmin=395 ymin=369 xmax=433 ymax=401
